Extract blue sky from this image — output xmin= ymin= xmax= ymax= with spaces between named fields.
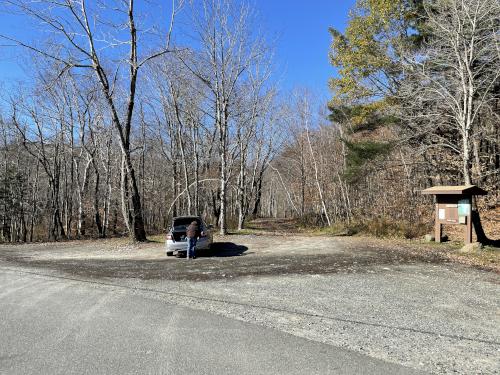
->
xmin=0 ymin=0 xmax=355 ymax=98
xmin=255 ymin=1 xmax=355 ymax=97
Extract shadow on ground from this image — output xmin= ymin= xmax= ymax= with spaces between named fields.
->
xmin=176 ymin=242 xmax=248 ymax=258
xmin=1 ymin=234 xmax=496 ymax=281
xmin=0 ymin=243 xmax=452 ymax=281
xmin=473 ymin=211 xmax=500 ymax=247
xmin=205 ymin=242 xmax=248 ymax=257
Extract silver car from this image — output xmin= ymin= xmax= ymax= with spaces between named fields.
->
xmin=165 ymin=216 xmax=213 ymax=256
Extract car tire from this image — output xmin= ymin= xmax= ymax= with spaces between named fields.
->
xmin=166 ymin=250 xmax=174 ymax=256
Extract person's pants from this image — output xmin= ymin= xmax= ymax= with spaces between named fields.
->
xmin=187 ymin=237 xmax=197 ymax=258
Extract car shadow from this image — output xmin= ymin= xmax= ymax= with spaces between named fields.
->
xmin=198 ymin=242 xmax=248 ymax=257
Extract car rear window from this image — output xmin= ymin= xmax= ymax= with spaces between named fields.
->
xmin=172 ymin=217 xmax=201 ymax=231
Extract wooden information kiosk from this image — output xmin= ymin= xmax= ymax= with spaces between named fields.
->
xmin=422 ymin=185 xmax=487 ymax=244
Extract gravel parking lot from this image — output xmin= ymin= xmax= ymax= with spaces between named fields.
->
xmin=1 ymin=234 xmax=499 ymax=374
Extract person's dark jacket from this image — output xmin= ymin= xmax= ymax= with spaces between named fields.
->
xmin=186 ymin=221 xmax=200 ymax=239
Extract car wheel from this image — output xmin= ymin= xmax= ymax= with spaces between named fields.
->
xmin=166 ymin=250 xmax=174 ymax=256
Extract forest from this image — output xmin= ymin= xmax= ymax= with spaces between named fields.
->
xmin=0 ymin=0 xmax=498 ymax=243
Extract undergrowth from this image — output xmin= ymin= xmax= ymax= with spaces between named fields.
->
xmin=308 ymin=218 xmax=430 ymax=239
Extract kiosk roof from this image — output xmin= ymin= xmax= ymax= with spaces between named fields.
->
xmin=421 ymin=185 xmax=487 ymax=195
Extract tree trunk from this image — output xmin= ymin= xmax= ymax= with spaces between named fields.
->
xmin=218 ymin=104 xmax=228 ymax=235
xmin=237 ymin=138 xmax=247 ymax=231
xmin=124 ymin=151 xmax=147 ymax=241
xmin=463 ymin=130 xmax=472 ymax=185
xmin=93 ymin=163 xmax=103 ymax=237
xmin=120 ymin=154 xmax=131 ymax=233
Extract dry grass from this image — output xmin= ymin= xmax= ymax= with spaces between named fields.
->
xmin=304 ymin=218 xmax=429 ymax=239
xmin=448 ymin=245 xmax=500 ymax=272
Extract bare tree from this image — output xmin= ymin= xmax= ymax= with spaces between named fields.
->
xmin=178 ymin=0 xmax=267 ymax=234
xmin=400 ymin=0 xmax=500 ymax=185
xmin=300 ymin=95 xmax=331 ymax=226
xmin=1 ymin=0 xmax=183 ymax=241
xmin=10 ymin=95 xmax=66 ymax=240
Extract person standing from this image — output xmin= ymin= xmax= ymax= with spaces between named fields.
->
xmin=185 ymin=221 xmax=200 ymax=259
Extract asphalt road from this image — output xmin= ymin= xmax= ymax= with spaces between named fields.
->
xmin=0 ymin=268 xmax=423 ymax=375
